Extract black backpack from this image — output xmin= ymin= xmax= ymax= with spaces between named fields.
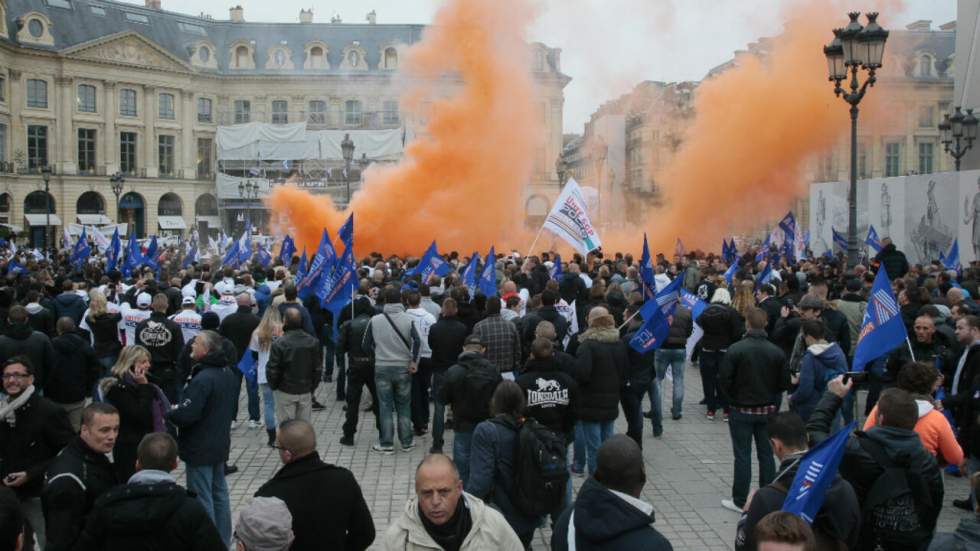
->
xmin=511 ymin=416 xmax=568 ymax=517
xmin=856 ymin=433 xmax=936 ymax=551
xmin=461 ymin=365 xmax=501 ymax=422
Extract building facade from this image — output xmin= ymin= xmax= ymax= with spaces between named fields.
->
xmin=0 ymin=0 xmax=568 ymax=246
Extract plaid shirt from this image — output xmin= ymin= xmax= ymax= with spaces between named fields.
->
xmin=472 ymin=314 xmax=521 ymax=373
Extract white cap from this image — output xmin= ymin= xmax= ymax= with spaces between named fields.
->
xmin=181 ymin=296 xmax=196 ymax=306
xmin=181 ymin=286 xmax=197 ymax=299
xmin=137 ymin=293 xmax=152 ymax=307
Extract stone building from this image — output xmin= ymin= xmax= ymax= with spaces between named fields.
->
xmin=0 ymin=0 xmax=569 ymax=246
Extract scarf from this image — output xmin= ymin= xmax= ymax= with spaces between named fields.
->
xmin=0 ymin=385 xmax=35 ymax=427
xmin=421 ymin=496 xmax=472 ymax=551
xmin=122 ymin=372 xmax=171 ymax=432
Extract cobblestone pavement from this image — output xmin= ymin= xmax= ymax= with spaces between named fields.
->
xmin=186 ymin=363 xmax=973 ymax=551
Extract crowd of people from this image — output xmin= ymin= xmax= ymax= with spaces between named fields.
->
xmin=0 ymin=232 xmax=976 ymax=550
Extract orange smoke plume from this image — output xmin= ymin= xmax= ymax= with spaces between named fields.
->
xmin=267 ymin=0 xmax=540 ymax=256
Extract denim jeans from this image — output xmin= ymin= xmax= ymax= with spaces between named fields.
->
xmin=573 ymin=422 xmax=586 ymax=471
xmin=651 ymin=348 xmax=686 ymax=427
xmin=699 ymin=350 xmax=726 ymax=413
xmin=430 ymin=369 xmax=447 ymax=450
xmin=245 ymin=377 xmax=260 ymax=421
xmin=259 ymin=383 xmax=276 ymax=430
xmin=453 ymin=430 xmax=474 ymax=486
xmin=580 ymin=420 xmax=615 ymax=474
xmin=727 ymin=410 xmax=776 ymax=506
xmin=411 ymin=358 xmax=433 ymax=431
xmin=375 ymin=363 xmax=413 ymax=448
xmin=185 ymin=462 xmax=231 ymax=546
xmin=620 ymin=385 xmax=646 ymax=447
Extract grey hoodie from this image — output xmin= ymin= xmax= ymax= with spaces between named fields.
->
xmin=363 ymin=303 xmax=421 ymax=368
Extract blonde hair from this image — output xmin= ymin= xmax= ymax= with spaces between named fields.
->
xmin=254 ymin=306 xmax=282 ymax=352
xmin=88 ymin=290 xmax=108 ymax=317
xmin=111 ymin=345 xmax=151 ymax=378
xmin=732 ymin=280 xmax=756 ymax=317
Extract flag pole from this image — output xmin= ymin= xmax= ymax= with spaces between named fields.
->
xmin=617 ymin=309 xmax=641 ymax=331
xmin=906 ymin=337 xmax=915 ymax=361
xmin=525 ymin=225 xmax=546 ymax=259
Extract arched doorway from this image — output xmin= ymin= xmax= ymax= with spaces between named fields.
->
xmin=25 ymin=191 xmax=57 ymax=248
xmin=195 ymin=193 xmax=219 ymax=239
xmin=525 ymin=195 xmax=549 ymax=229
xmin=119 ymin=192 xmax=145 ymax=238
xmin=157 ymin=193 xmax=185 ymax=237
xmin=76 ymin=191 xmax=109 ymax=227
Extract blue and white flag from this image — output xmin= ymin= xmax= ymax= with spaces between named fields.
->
xmin=7 ymin=260 xmax=27 ymax=275
xmin=778 ymin=212 xmax=796 ymax=240
xmin=279 ymin=235 xmax=296 ymax=266
xmin=221 ymin=238 xmax=240 ymax=268
xmin=865 ymin=225 xmax=882 ymax=253
xmin=411 ymin=241 xmax=451 ymax=283
xmin=832 ymin=228 xmax=848 ymax=252
xmin=680 ymin=289 xmax=708 ymax=320
xmin=477 ymin=246 xmax=497 ymax=297
xmin=756 ymin=263 xmax=772 ymax=287
xmin=145 ymin=236 xmax=158 ymax=265
xmin=255 ymin=243 xmax=272 ymax=268
xmin=319 ymin=246 xmax=357 ymax=314
xmin=630 ymin=273 xmax=684 ymax=353
xmin=542 ymin=179 xmax=602 ymax=255
xmin=638 ymin=271 xmax=684 ymax=322
xmin=640 ymin=234 xmax=656 ymax=300
xmin=782 ymin=421 xmax=856 ymax=523
xmin=298 ymin=229 xmax=336 ymax=300
xmin=70 ymin=229 xmax=91 ymax=270
xmin=461 ymin=252 xmax=480 ymax=289
xmin=182 ymin=241 xmax=198 ymax=269
xmin=724 ymin=258 xmax=740 ymax=286
xmin=338 ymin=213 xmax=354 ymax=251
xmin=549 ymin=254 xmax=563 ymax=280
xmin=122 ymin=232 xmax=142 ymax=277
xmin=943 ymin=239 xmax=961 ymax=273
xmin=237 ymin=350 xmax=257 ymax=385
xmin=106 ymin=228 xmax=121 ymax=272
xmin=237 ymin=224 xmax=252 ymax=265
xmin=852 ymin=268 xmax=907 ymax=371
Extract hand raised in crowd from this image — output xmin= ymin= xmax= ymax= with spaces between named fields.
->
xmin=2 ymin=471 xmax=27 ymax=488
xmin=827 ymin=375 xmax=853 ymax=398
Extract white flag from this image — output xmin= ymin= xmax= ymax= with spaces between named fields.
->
xmin=542 ymin=179 xmax=602 ymax=256
xmin=62 ymin=227 xmax=72 ymax=250
xmin=91 ymin=228 xmax=110 ymax=253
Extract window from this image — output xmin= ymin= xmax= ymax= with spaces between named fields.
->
xmin=90 ymin=6 xmax=105 ymax=16
xmin=28 ymin=19 xmax=44 ymax=38
xmin=197 ymin=138 xmax=212 ymax=178
xmin=197 ymin=97 xmax=212 ymax=123
xmin=77 ymin=84 xmax=96 ymax=113
xmin=384 ymin=48 xmax=398 ymax=69
xmin=119 ymin=88 xmax=137 ymax=117
xmin=178 ymin=22 xmax=207 ymax=36
xmin=158 ymin=135 xmax=175 ymax=176
xmin=918 ymin=105 xmax=934 ymax=128
xmin=383 ymin=100 xmax=399 ymax=125
xmin=885 ymin=142 xmax=901 ymax=177
xmin=345 ymin=100 xmax=362 ymax=126
xmin=77 ymin=128 xmax=96 ymax=173
xmin=917 ymin=55 xmax=933 ymax=77
xmin=125 ymin=13 xmax=150 ymax=25
xmin=27 ymin=126 xmax=47 ymax=170
xmin=0 ymin=75 xmax=7 ymax=103
xmin=0 ymin=124 xmax=7 ymax=164
xmin=271 ymin=100 xmax=288 ymax=124
xmin=27 ymin=79 xmax=47 ymax=108
xmin=235 ymin=46 xmax=250 ymax=68
xmin=234 ymin=100 xmax=250 ymax=124
xmin=120 ymin=132 xmax=137 ymax=174
xmin=198 ymin=46 xmax=210 ymax=63
xmin=308 ymin=100 xmax=326 ymax=124
xmin=309 ymin=46 xmax=326 ymax=68
xmin=158 ymin=93 xmax=175 ymax=120
xmin=46 ymin=0 xmax=73 ymax=8
xmin=918 ymin=142 xmax=934 ymax=174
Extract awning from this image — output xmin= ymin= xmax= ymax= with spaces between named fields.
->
xmin=77 ymin=214 xmax=111 ymax=225
xmin=196 ymin=215 xmax=221 ymax=227
xmin=0 ymin=223 xmax=23 ymax=233
xmin=158 ymin=216 xmax=187 ymax=230
xmin=24 ymin=214 xmax=62 ymax=227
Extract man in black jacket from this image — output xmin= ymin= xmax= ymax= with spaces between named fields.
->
xmin=426 ymin=297 xmax=468 ymax=454
xmin=136 ymin=294 xmax=185 ymax=403
xmin=72 ymin=432 xmax=225 ymax=551
xmin=46 ymin=317 xmax=100 ymax=431
xmin=874 ymin=238 xmax=910 ymax=281
xmin=755 ymin=284 xmax=782 ymax=336
xmin=42 ymin=402 xmax=120 ymax=551
xmin=168 ymin=330 xmax=239 ymax=547
xmin=807 ymin=378 xmax=943 ymax=550
xmin=516 ymin=337 xmax=579 ymax=441
xmin=338 ymin=298 xmax=379 ymax=447
xmin=52 ymin=279 xmax=86 ymax=325
xmin=734 ymin=412 xmax=860 ymax=551
xmin=0 ymin=306 xmax=55 ymax=390
xmin=946 ymin=314 xmax=980 ymax=510
xmin=256 ymin=420 xmax=375 ymax=551
xmin=522 ymin=290 xmax=570 ymax=350
xmin=267 ymin=308 xmax=322 ymax=423
xmin=219 ymin=293 xmax=261 ymax=428
xmin=718 ymin=307 xmax=788 ymax=513
xmin=0 ymin=356 xmax=74 ymax=549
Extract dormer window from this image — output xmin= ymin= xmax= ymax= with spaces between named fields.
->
xmin=28 ymin=19 xmax=44 ymax=38
xmin=917 ymin=54 xmax=934 ymax=77
xmin=236 ymin=46 xmax=249 ymax=67
xmin=311 ymin=47 xmax=324 ymax=66
xmin=304 ymin=42 xmax=329 ymax=69
xmin=231 ymin=43 xmax=255 ymax=69
xmin=199 ymin=46 xmax=210 ymax=63
xmin=383 ymin=47 xmax=397 ymax=70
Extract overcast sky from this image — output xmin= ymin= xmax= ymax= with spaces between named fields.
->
xmin=120 ymin=0 xmax=957 ymax=133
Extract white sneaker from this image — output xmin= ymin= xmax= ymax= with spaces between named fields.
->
xmin=401 ymin=442 xmax=416 ymax=453
xmin=721 ymin=499 xmax=743 ymax=513
xmin=230 ymin=420 xmax=240 ymax=430
xmin=247 ymin=420 xmax=261 ymax=429
xmin=372 ymin=444 xmax=395 ymax=455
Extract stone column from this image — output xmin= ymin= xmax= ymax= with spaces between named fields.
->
xmin=103 ymin=82 xmax=116 ymax=174
xmin=57 ymin=77 xmax=76 ymax=175
xmin=181 ymin=90 xmax=195 ymax=178
xmin=143 ymin=85 xmax=157 ymax=178
xmin=7 ymin=70 xmax=21 ymax=170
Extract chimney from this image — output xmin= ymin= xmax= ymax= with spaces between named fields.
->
xmin=145 ymin=0 xmax=161 ymax=8
xmin=905 ymin=20 xmax=931 ymax=31
xmin=366 ymin=10 xmax=377 ymax=25
xmin=940 ymin=21 xmax=956 ymax=31
xmin=229 ymin=5 xmax=244 ymax=23
xmin=299 ymin=9 xmax=313 ymax=24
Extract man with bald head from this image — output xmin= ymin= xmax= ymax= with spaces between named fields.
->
xmin=267 ymin=308 xmax=322 ymax=423
xmin=886 ymin=314 xmax=955 ymax=382
xmin=385 ymin=454 xmax=522 ymax=550
xmin=551 ymin=435 xmax=672 ymax=551
xmin=256 ymin=420 xmax=374 ymax=551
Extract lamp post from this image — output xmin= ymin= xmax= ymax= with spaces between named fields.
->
xmin=110 ymin=171 xmax=125 ymax=235
xmin=238 ymin=180 xmax=258 ymax=229
xmin=555 ymin=155 xmax=568 ymax=187
xmin=341 ymin=133 xmax=355 ymax=205
xmin=41 ymin=166 xmax=51 ymax=251
xmin=357 ymin=152 xmax=369 ymax=182
xmin=824 ymin=12 xmax=889 ymax=269
xmin=938 ymin=106 xmax=978 ymax=171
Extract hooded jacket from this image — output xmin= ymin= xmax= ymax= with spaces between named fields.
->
xmin=72 ymin=471 xmax=225 ymax=551
xmin=875 ymin=243 xmax=910 ymax=281
xmin=363 ymin=303 xmax=421 ymax=368
xmin=440 ymin=351 xmax=502 ymax=432
xmin=25 ymin=302 xmax=54 ymax=337
xmin=575 ymin=327 xmax=628 ymax=422
xmin=45 ymin=331 xmax=100 ymax=404
xmin=696 ymin=304 xmax=744 ymax=351
xmin=0 ymin=322 xmax=55 ymax=389
xmin=790 ymin=342 xmax=847 ymax=421
xmin=551 ymin=477 xmax=672 ymax=551
xmin=516 ymin=356 xmax=579 ymax=438
xmin=53 ymin=291 xmax=87 ymax=325
xmin=384 ymin=492 xmax=523 ymax=551
xmin=865 ymin=397 xmax=964 ymax=466
xmin=168 ymin=349 xmax=238 ymax=466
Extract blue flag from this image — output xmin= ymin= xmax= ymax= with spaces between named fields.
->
xmin=724 ymin=258 xmax=740 ymax=286
xmin=106 ymin=228 xmax=121 ymax=272
xmin=638 ymin=271 xmax=684 ymax=322
xmin=255 ymin=243 xmax=272 ymax=268
xmin=680 ymin=289 xmax=708 ymax=320
xmin=943 ymin=239 xmax=961 ymax=272
xmin=338 ymin=213 xmax=354 ymax=251
xmin=279 ymin=235 xmax=296 ymax=266
xmin=122 ymin=232 xmax=142 ymax=277
xmin=640 ymin=233 xmax=656 ymax=300
xmin=181 ymin=242 xmax=198 ymax=269
xmin=477 ymin=246 xmax=496 ymax=297
xmin=461 ymin=252 xmax=480 ymax=289
xmin=237 ymin=225 xmax=252 ymax=265
xmin=142 ymin=236 xmax=159 ymax=270
xmin=236 ymin=350 xmax=257 ymax=385
xmin=722 ymin=239 xmax=730 ymax=262
xmin=778 ymin=212 xmax=796 ymax=246
xmin=297 ymin=229 xmax=336 ymax=300
xmin=295 ymin=247 xmax=308 ymax=281
xmin=832 ymin=228 xmax=848 ymax=252
xmin=549 ymin=254 xmax=563 ymax=280
xmin=70 ymin=229 xmax=91 ymax=270
xmin=222 ymin=238 xmax=240 ymax=268
xmin=411 ymin=241 xmax=451 ymax=283
xmin=319 ymin=246 xmax=357 ymax=314
xmin=782 ymin=421 xmax=856 ymax=522
xmin=865 ymin=225 xmax=882 ymax=253
xmin=630 ymin=273 xmax=684 ymax=353
xmin=7 ymin=260 xmax=27 ymax=275
xmin=756 ymin=263 xmax=772 ymax=287
xmin=852 ymin=268 xmax=907 ymax=371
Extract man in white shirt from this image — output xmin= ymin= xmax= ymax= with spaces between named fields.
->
xmin=170 ymin=296 xmax=203 ymax=342
xmin=210 ymin=289 xmax=238 ymax=322
xmin=405 ymin=291 xmax=436 ymax=437
xmin=119 ymin=292 xmax=153 ymax=346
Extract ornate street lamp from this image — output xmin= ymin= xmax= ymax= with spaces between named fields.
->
xmin=238 ymin=180 xmax=258 ymax=228
xmin=41 ymin=166 xmax=51 ymax=251
xmin=939 ymin=106 xmax=978 ymax=171
xmin=109 ymin=172 xmax=125 ymax=233
xmin=824 ymin=12 xmax=888 ymax=269
xmin=341 ymin=133 xmax=355 ymax=204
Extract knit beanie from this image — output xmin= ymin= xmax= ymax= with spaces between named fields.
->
xmin=234 ymin=497 xmax=294 ymax=551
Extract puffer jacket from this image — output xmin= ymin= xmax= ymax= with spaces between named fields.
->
xmin=575 ymin=327 xmax=628 ymax=422
xmin=696 ymin=304 xmax=744 ymax=351
xmin=789 ymin=341 xmax=847 ymax=421
xmin=266 ymin=328 xmax=323 ymax=394
xmin=384 ymin=492 xmax=523 ymax=551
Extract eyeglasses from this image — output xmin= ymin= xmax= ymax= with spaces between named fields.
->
xmin=270 ymin=444 xmax=291 ymax=453
xmin=1 ymin=373 xmax=29 ymax=381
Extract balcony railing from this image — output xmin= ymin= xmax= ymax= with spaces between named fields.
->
xmin=216 ymin=109 xmax=401 ymax=130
